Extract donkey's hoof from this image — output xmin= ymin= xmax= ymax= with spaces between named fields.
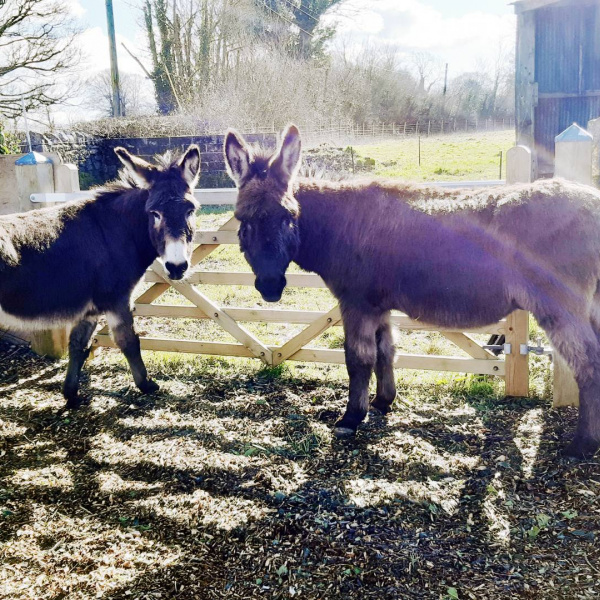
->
xmin=63 ymin=394 xmax=83 ymax=410
xmin=370 ymin=399 xmax=393 ymax=415
xmin=563 ymin=438 xmax=599 ymax=460
xmin=333 ymin=426 xmax=356 ymax=438
xmin=139 ymin=379 xmax=160 ymax=395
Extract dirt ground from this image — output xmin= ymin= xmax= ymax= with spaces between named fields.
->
xmin=1 ymin=339 xmax=599 ymax=600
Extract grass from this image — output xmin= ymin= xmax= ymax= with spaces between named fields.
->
xmin=350 ymin=130 xmax=515 ymax=181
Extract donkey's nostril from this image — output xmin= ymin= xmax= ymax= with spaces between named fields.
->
xmin=165 ymin=261 xmax=188 ymax=280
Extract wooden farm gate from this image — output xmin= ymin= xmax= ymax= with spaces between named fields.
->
xmin=84 ymin=187 xmax=530 ymax=397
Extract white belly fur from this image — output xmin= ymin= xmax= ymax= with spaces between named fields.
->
xmin=0 ymin=302 xmax=95 ymax=331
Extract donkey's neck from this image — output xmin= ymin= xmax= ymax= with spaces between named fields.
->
xmin=100 ymin=188 xmax=157 ymax=269
xmin=293 ymin=181 xmax=347 ymax=279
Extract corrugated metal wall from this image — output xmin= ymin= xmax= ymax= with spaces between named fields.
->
xmin=534 ymin=3 xmax=600 ymax=174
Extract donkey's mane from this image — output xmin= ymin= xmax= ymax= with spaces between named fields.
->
xmin=247 ymin=146 xmax=275 ymax=179
xmin=92 ymin=149 xmax=188 ymax=203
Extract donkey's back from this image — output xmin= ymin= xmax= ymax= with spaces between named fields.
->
xmin=0 ymin=195 xmax=149 ymax=329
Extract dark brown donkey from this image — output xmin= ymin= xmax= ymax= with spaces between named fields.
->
xmin=225 ymin=124 xmax=600 ymax=459
xmin=0 ymin=146 xmax=200 ymax=407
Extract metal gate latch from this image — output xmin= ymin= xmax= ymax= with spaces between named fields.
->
xmin=520 ymin=338 xmax=553 ymax=356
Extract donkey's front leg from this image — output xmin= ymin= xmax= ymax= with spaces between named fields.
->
xmin=334 ymin=308 xmax=380 ymax=437
xmin=63 ymin=313 xmax=98 ymax=409
xmin=106 ymin=304 xmax=159 ymax=395
xmin=371 ymin=312 xmax=397 ymax=415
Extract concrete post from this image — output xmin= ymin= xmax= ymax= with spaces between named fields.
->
xmin=54 ymin=163 xmax=80 ymax=194
xmin=15 ymin=151 xmax=54 ymax=212
xmin=506 ymin=145 xmax=533 ymax=184
xmin=554 ymin=123 xmax=593 ymax=185
xmin=14 ymin=152 xmax=73 ymax=358
xmin=551 ymin=123 xmax=594 ymax=408
xmin=0 ymin=153 xmax=26 ymax=215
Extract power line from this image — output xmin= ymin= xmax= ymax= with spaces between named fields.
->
xmin=280 ymin=0 xmax=320 ymax=24
xmin=262 ymin=1 xmax=315 ymax=38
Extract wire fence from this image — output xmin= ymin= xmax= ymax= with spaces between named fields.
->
xmin=297 ymin=119 xmax=514 ymax=146
xmin=19 ymin=117 xmax=514 ymax=150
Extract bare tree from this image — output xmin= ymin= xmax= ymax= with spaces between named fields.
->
xmin=85 ymin=70 xmax=156 ymax=118
xmin=409 ymin=51 xmax=443 ymax=94
xmin=0 ymin=0 xmax=81 ymax=118
xmin=475 ymin=38 xmax=515 ymax=118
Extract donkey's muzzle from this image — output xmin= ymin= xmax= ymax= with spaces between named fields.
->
xmin=255 ymin=276 xmax=286 ymax=303
xmin=165 ymin=261 xmax=189 ymax=280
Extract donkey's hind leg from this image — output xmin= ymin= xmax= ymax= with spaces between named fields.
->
xmin=539 ymin=312 xmax=600 ymax=458
xmin=334 ymin=307 xmax=380 ymax=437
xmin=63 ymin=313 xmax=98 ymax=409
xmin=371 ymin=312 xmax=397 ymax=415
xmin=106 ymin=305 xmax=159 ymax=395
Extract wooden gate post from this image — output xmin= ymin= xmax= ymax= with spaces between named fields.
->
xmin=503 ymin=146 xmax=533 ymax=397
xmin=552 ymin=123 xmax=594 ymax=408
xmin=587 ymin=116 xmax=600 ymax=185
xmin=505 ymin=310 xmax=530 ymax=397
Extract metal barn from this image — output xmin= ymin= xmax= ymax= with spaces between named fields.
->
xmin=514 ymin=0 xmax=600 ymax=175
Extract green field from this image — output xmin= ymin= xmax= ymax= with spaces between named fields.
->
xmin=349 ymin=130 xmax=515 ymax=181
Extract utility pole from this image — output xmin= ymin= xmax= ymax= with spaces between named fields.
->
xmin=105 ymin=0 xmax=123 ymax=117
xmin=443 ymin=63 xmax=448 ymax=95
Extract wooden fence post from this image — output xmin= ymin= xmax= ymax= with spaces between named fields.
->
xmin=551 ymin=123 xmax=594 ymax=407
xmin=504 ymin=145 xmax=533 ymax=397
xmin=505 ymin=310 xmax=529 ymax=397
xmin=587 ymin=116 xmax=600 ymax=185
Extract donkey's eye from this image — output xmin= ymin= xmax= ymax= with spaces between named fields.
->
xmin=186 ymin=209 xmax=195 ymax=221
xmin=151 ymin=211 xmax=162 ymax=227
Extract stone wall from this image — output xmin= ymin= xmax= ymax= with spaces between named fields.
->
xmin=23 ymin=132 xmax=277 ymax=190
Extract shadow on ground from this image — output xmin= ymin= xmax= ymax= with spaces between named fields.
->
xmin=1 ymin=340 xmax=599 ymax=599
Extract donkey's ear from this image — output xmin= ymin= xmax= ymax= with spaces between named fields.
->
xmin=224 ymin=129 xmax=252 ymax=186
xmin=178 ymin=145 xmax=201 ymax=187
xmin=270 ymin=125 xmax=302 ymax=187
xmin=115 ymin=147 xmax=156 ymax=186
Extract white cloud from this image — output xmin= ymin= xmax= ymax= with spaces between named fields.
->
xmin=77 ymin=26 xmax=149 ymax=77
xmin=63 ymin=0 xmax=87 ymax=18
xmin=325 ymin=0 xmax=516 ymax=74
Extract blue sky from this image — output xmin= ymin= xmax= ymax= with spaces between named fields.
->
xmin=77 ymin=0 xmax=139 ymax=38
